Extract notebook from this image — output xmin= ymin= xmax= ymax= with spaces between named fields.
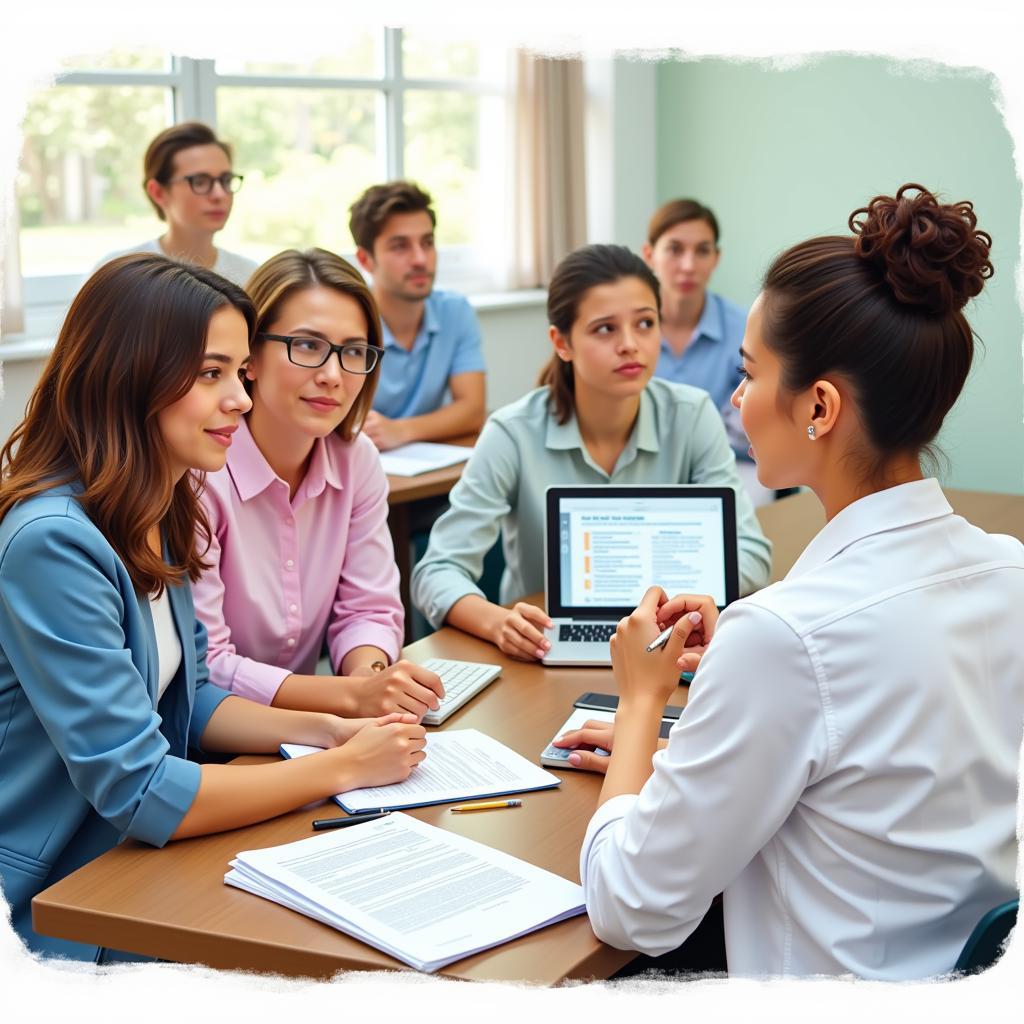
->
xmin=378 ymin=442 xmax=470 ymax=476
xmin=542 ymin=485 xmax=739 ymax=666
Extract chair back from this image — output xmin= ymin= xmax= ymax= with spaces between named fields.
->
xmin=955 ymin=899 xmax=1018 ymax=973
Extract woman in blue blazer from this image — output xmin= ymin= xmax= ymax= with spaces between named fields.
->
xmin=0 ymin=254 xmax=426 ymax=960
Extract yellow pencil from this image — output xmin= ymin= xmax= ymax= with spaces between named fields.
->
xmin=449 ymin=799 xmax=522 ymax=813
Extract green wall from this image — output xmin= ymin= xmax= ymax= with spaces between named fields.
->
xmin=655 ymin=56 xmax=1023 ymax=494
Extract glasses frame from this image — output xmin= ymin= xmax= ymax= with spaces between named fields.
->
xmin=257 ymin=333 xmax=385 ymax=375
xmin=166 ymin=171 xmax=245 ymax=195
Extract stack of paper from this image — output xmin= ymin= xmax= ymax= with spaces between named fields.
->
xmin=225 ymin=812 xmax=586 ymax=973
xmin=378 ymin=441 xmax=471 ymax=477
xmin=281 ymin=729 xmax=560 ymax=813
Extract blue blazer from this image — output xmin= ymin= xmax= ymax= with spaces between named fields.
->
xmin=0 ymin=485 xmax=230 ymax=959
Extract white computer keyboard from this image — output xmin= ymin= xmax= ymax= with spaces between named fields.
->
xmin=421 ymin=658 xmax=502 ymax=725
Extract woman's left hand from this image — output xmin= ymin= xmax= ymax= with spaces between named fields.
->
xmin=611 ymin=586 xmax=705 ymax=708
xmin=323 ymin=712 xmax=420 ymax=747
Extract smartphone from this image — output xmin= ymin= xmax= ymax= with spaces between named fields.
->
xmin=574 ymin=692 xmax=686 ymax=720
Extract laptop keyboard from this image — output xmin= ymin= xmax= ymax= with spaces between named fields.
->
xmin=558 ymin=622 xmax=617 ymax=643
xmin=421 ymin=658 xmax=501 ymax=724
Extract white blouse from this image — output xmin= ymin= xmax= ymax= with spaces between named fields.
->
xmin=580 ymin=478 xmax=1024 ymax=979
xmin=149 ymin=587 xmax=182 ymax=702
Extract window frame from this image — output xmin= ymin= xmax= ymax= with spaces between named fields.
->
xmin=11 ymin=30 xmax=510 ymax=338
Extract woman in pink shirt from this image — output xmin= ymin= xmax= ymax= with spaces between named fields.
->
xmin=192 ymin=248 xmax=444 ymax=718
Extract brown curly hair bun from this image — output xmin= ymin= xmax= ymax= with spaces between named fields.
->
xmin=760 ymin=183 xmax=993 ymax=479
xmin=850 ymin=183 xmax=993 ymax=315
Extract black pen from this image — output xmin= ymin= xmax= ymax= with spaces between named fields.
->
xmin=312 ymin=811 xmax=391 ymax=831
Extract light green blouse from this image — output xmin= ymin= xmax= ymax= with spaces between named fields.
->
xmin=411 ymin=379 xmax=772 ymax=629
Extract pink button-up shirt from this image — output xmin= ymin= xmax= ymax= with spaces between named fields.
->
xmin=192 ymin=418 xmax=404 ymax=704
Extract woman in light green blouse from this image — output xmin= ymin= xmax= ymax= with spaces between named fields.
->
xmin=411 ymin=244 xmax=771 ymax=661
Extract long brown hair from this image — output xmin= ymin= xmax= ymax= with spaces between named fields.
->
xmin=245 ymin=248 xmax=384 ymax=440
xmin=537 ymin=244 xmax=661 ymax=424
xmin=0 ymin=253 xmax=256 ymax=594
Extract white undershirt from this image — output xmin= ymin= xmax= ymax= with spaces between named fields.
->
xmin=150 ymin=588 xmax=182 ymax=701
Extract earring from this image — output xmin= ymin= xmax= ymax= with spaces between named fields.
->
xmin=807 ymin=425 xmax=816 ymax=440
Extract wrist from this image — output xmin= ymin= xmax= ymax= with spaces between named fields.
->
xmin=487 ymin=604 xmax=509 ymax=644
xmin=616 ymin=694 xmax=667 ymax=718
xmin=289 ymin=710 xmax=342 ymax=748
xmin=396 ymin=418 xmax=418 ymax=446
xmin=332 ymin=678 xmax=361 ymax=718
xmin=315 ymin=713 xmax=345 ymax=748
xmin=315 ymin=744 xmax=357 ymax=798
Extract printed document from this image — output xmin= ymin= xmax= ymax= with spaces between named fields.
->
xmin=378 ymin=442 xmax=471 ymax=476
xmin=281 ymin=728 xmax=559 ymax=812
xmin=224 ymin=812 xmax=586 ymax=972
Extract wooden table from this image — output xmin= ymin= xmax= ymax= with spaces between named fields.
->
xmin=31 ymin=486 xmax=1024 ymax=981
xmin=33 ymin=623 xmax=672 ymax=983
xmin=385 ymin=435 xmax=475 ymax=642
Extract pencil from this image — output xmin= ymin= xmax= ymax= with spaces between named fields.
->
xmin=449 ymin=799 xmax=522 ymax=813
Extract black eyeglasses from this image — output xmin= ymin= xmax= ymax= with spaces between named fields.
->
xmin=167 ymin=172 xmax=244 ymax=195
xmin=258 ymin=333 xmax=384 ymax=375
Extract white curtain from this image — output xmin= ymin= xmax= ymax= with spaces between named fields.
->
xmin=1 ymin=192 xmax=25 ymax=337
xmin=509 ymin=52 xmax=588 ymax=289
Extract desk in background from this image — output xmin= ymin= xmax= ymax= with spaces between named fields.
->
xmin=754 ymin=487 xmax=1024 ymax=583
xmin=31 ymin=487 xmax=1024 ymax=981
xmin=385 ymin=435 xmax=475 ymax=643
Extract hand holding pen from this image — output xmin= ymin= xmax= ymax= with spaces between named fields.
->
xmin=647 ymin=593 xmax=719 ymax=674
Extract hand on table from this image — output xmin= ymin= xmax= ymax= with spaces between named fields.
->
xmin=553 ymin=719 xmax=616 ymax=773
xmin=323 ymin=711 xmax=419 ymax=746
xmin=345 ymin=660 xmax=445 ymax=719
xmin=328 ymin=714 xmax=427 ymax=788
xmin=493 ymin=602 xmax=553 ymax=661
xmin=362 ymin=411 xmax=409 ymax=451
xmin=552 ymin=718 xmax=671 ymax=775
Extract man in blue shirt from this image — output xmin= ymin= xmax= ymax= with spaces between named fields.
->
xmin=350 ymin=181 xmax=487 ymax=451
xmin=642 ymin=199 xmax=751 ymax=461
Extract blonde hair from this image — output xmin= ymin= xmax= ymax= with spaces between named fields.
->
xmin=245 ymin=248 xmax=383 ymax=441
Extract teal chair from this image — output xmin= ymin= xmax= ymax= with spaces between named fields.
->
xmin=954 ymin=899 xmax=1018 ymax=974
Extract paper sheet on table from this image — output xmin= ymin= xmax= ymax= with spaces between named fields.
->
xmin=378 ymin=441 xmax=471 ymax=476
xmin=224 ymin=812 xmax=586 ymax=973
xmin=281 ymin=728 xmax=560 ymax=813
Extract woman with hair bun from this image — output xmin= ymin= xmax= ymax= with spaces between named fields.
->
xmin=568 ymin=185 xmax=1024 ymax=979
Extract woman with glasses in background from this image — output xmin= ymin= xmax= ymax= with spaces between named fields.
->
xmin=98 ymin=121 xmax=257 ymax=286
xmin=191 ymin=248 xmax=445 ymax=722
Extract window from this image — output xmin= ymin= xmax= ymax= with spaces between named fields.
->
xmin=9 ymin=30 xmax=512 ymax=339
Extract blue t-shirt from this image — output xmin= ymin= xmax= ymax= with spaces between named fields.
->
xmin=372 ymin=289 xmax=486 ymax=419
xmin=654 ymin=290 xmax=750 ymax=459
